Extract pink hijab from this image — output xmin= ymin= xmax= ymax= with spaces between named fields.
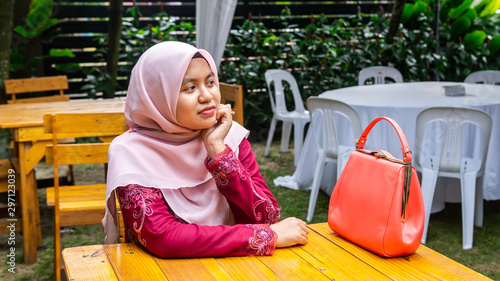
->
xmin=103 ymin=41 xmax=249 ymax=243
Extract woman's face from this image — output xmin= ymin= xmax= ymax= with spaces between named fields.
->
xmin=176 ymin=58 xmax=221 ymax=130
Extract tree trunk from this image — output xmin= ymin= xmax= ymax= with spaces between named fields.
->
xmin=105 ymin=0 xmax=124 ymax=99
xmin=386 ymin=0 xmax=405 ymax=44
xmin=0 ymin=0 xmax=15 ymax=104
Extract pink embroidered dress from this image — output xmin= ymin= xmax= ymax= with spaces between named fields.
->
xmin=116 ymin=140 xmax=280 ymax=257
xmin=102 ymin=42 xmax=281 ymax=258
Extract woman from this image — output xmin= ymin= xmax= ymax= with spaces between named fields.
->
xmin=103 ymin=41 xmax=308 ymax=258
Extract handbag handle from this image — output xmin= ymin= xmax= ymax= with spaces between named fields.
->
xmin=355 ymin=117 xmax=412 ymax=162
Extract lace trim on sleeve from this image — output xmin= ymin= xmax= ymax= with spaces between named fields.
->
xmin=245 ymin=224 xmax=277 ymax=256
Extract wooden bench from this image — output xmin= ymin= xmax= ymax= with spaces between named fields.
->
xmin=220 ymin=82 xmax=244 ymax=126
xmin=5 ymin=75 xmax=70 ymax=104
xmin=44 ymin=112 xmax=129 ymax=281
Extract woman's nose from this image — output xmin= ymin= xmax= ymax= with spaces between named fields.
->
xmin=198 ymin=86 xmax=213 ymax=102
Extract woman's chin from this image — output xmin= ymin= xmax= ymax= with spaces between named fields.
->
xmin=198 ymin=118 xmax=217 ymax=129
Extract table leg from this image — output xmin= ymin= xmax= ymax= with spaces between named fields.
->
xmin=28 ymin=170 xmax=42 ymax=247
xmin=18 ymin=142 xmax=40 ymax=264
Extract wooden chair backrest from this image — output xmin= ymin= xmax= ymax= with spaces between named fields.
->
xmin=219 ymin=82 xmax=244 ymax=126
xmin=44 ymin=112 xmax=128 ymax=166
xmin=44 ymin=112 xmax=128 ymax=281
xmin=5 ymin=75 xmax=70 ymax=104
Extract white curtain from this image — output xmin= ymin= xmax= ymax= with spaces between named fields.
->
xmin=196 ymin=0 xmax=237 ymax=69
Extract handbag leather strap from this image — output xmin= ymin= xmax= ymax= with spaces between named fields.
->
xmin=356 ymin=117 xmax=412 ymax=162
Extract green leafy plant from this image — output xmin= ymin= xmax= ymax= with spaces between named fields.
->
xmin=437 ymin=0 xmax=500 ymax=80
xmin=13 ymin=0 xmax=59 ymax=39
xmin=10 ymin=0 xmax=74 ymax=77
xmin=441 ymin=0 xmax=500 ymax=48
xmin=79 ymin=4 xmax=196 ymax=98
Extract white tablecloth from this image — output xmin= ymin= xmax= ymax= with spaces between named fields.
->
xmin=274 ymin=82 xmax=500 ymax=203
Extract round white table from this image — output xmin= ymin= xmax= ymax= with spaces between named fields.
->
xmin=274 ymin=82 xmax=500 ymax=203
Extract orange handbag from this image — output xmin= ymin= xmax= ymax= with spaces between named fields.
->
xmin=328 ymin=117 xmax=424 ymax=257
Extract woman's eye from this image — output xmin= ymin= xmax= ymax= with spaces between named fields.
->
xmin=183 ymin=85 xmax=195 ymax=92
xmin=207 ymin=80 xmax=215 ymax=86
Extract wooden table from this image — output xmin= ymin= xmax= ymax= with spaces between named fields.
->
xmin=62 ymin=223 xmax=492 ymax=280
xmin=0 ymin=98 xmax=126 ymax=264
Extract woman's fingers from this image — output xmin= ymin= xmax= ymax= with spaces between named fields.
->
xmin=300 ymin=233 xmax=308 ymax=244
xmin=300 ymin=221 xmax=310 ymax=233
xmin=202 ymin=104 xmax=234 ymax=159
xmin=217 ymin=104 xmax=232 ymax=122
xmin=270 ymin=217 xmax=309 ymax=247
xmin=294 ymin=218 xmax=308 ymax=244
xmin=299 ymin=221 xmax=309 ymax=244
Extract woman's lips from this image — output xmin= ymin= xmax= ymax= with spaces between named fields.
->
xmin=199 ymin=106 xmax=215 ymax=115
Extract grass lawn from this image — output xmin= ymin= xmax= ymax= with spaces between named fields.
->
xmin=0 ymin=140 xmax=499 ymax=280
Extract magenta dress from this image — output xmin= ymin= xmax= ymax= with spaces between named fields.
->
xmin=115 ymin=138 xmax=281 ymax=258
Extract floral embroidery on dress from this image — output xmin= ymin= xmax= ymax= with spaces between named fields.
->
xmin=265 ymin=200 xmax=281 ymax=224
xmin=207 ymin=145 xmax=281 ymax=224
xmin=207 ymin=146 xmax=246 ymax=185
xmin=245 ymin=224 xmax=276 ymax=256
xmin=116 ymin=185 xmax=163 ymax=246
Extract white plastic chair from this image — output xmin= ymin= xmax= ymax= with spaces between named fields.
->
xmin=265 ymin=70 xmax=310 ymax=166
xmin=464 ymin=70 xmax=500 ymax=85
xmin=358 ymin=66 xmax=403 ymax=85
xmin=415 ymin=107 xmax=492 ymax=249
xmin=305 ymin=97 xmax=363 ymax=222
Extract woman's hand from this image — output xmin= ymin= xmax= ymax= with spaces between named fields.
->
xmin=202 ymin=104 xmax=233 ymax=159
xmin=270 ymin=217 xmax=309 ymax=248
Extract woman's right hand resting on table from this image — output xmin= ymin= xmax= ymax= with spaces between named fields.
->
xmin=270 ymin=217 xmax=309 ymax=247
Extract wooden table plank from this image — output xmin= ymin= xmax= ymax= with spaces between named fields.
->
xmin=310 ymin=223 xmax=493 ymax=281
xmin=215 ymin=255 xmax=280 ymax=280
xmin=297 ymin=229 xmax=391 ymax=280
xmin=412 ymin=246 xmax=493 ymax=280
xmin=0 ymin=98 xmax=126 ymax=128
xmin=288 ymin=246 xmax=347 ymax=280
xmin=199 ymin=258 xmax=235 ymax=280
xmin=154 ymin=257 xmax=219 ymax=281
xmin=256 ymin=247 xmax=333 ymax=280
xmin=62 ymin=245 xmax=117 ymax=281
xmin=104 ymin=243 xmax=167 ymax=281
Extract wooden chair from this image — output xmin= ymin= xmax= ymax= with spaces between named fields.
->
xmin=44 ymin=112 xmax=128 ymax=281
xmin=116 ymin=197 xmax=126 ymax=243
xmin=219 ymin=82 xmax=244 ymax=126
xmin=4 ymin=75 xmax=70 ymax=104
